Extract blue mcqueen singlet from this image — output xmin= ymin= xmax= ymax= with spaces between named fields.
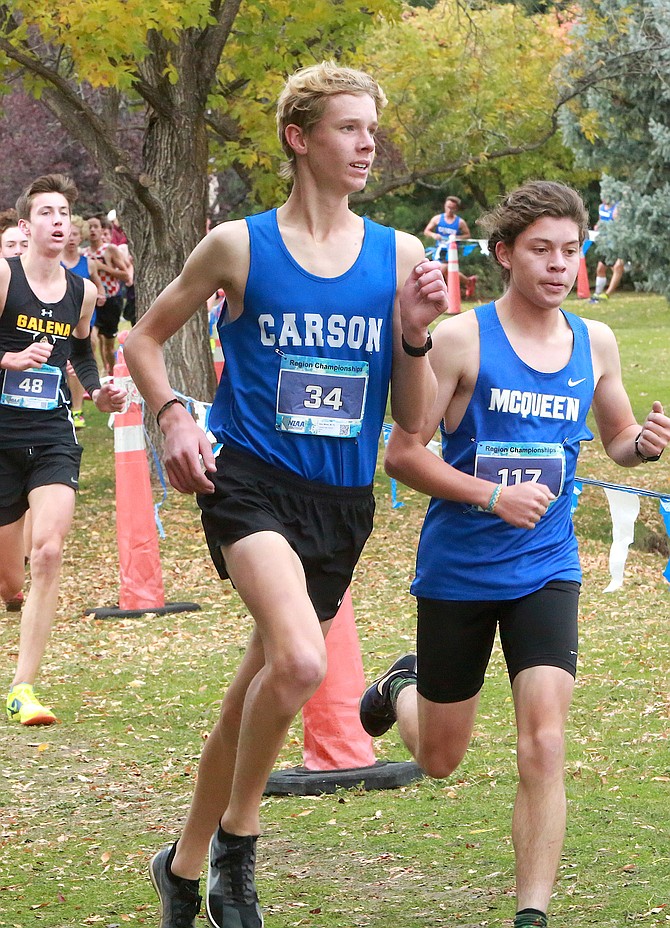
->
xmin=436 ymin=213 xmax=460 ymax=240
xmin=411 ymin=302 xmax=594 ymax=601
xmin=208 ymin=209 xmax=397 ymax=487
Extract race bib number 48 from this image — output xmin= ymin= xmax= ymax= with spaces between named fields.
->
xmin=474 ymin=440 xmax=566 ymax=499
xmin=1 ymin=364 xmax=62 ymax=410
xmin=276 ymin=353 xmax=368 ymax=438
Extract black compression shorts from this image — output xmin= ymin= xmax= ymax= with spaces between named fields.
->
xmin=416 ymin=580 xmax=580 ymax=703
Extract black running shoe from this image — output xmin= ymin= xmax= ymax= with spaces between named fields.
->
xmin=513 ymin=916 xmax=547 ymax=928
xmin=359 ymin=653 xmax=417 ymax=736
xmin=513 ymin=914 xmax=548 ymax=928
xmin=206 ymin=828 xmax=263 ymax=928
xmin=149 ymin=843 xmax=202 ymax=928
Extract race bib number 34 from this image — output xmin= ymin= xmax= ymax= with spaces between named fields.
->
xmin=276 ymin=354 xmax=368 ymax=438
xmin=1 ymin=364 xmax=62 ymax=410
xmin=474 ymin=440 xmax=566 ymax=499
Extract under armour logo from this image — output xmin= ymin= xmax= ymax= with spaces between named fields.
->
xmin=41 ymin=308 xmax=53 ymax=318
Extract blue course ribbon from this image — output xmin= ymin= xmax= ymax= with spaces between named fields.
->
xmin=143 ymin=423 xmax=167 ymax=540
xmin=381 ymin=422 xmax=404 ymax=509
xmin=659 ymin=498 xmax=670 ymax=583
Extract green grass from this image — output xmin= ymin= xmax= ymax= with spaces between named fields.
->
xmin=1 ymin=292 xmax=669 ymax=927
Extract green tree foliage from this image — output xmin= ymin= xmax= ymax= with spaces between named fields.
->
xmin=0 ymin=0 xmax=398 ymax=401
xmin=354 ymin=0 xmax=594 ymax=214
xmin=559 ymin=0 xmax=670 ymax=300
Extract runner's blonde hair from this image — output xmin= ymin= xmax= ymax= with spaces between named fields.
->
xmin=276 ymin=61 xmax=387 ymax=180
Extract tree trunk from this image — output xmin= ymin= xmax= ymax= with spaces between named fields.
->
xmin=118 ymin=101 xmax=218 ymax=410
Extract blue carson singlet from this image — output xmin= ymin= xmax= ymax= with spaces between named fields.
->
xmin=411 ymin=302 xmax=594 ymax=601
xmin=208 ymin=209 xmax=397 ymax=487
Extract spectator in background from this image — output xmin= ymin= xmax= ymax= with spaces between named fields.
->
xmin=107 ymin=209 xmax=127 ymax=246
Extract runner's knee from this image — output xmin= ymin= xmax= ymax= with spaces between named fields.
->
xmin=416 ymin=733 xmax=468 ymax=780
xmin=517 ymin=726 xmax=565 ymax=782
xmin=266 ymin=645 xmax=327 ymax=710
xmin=29 ymin=535 xmax=65 ymax=577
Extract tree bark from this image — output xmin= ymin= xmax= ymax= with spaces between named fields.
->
xmin=118 ymin=108 xmax=217 ymax=407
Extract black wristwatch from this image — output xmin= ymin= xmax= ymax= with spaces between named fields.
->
xmin=401 ymin=333 xmax=433 ymax=357
xmin=634 ymin=430 xmax=662 ymax=463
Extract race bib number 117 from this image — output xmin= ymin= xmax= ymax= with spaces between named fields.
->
xmin=474 ymin=440 xmax=566 ymax=499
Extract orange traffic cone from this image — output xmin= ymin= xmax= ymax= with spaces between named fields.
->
xmin=113 ymin=350 xmax=166 ymax=611
xmin=265 ymin=589 xmax=423 ymax=796
xmin=302 ymin=589 xmax=375 ymax=771
xmin=577 ymin=245 xmax=590 ymax=299
xmin=85 ymin=350 xmax=200 ymax=619
xmin=446 ymin=236 xmax=462 ymax=315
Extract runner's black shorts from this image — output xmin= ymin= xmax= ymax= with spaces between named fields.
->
xmin=416 ymin=580 xmax=580 ymax=703
xmin=198 ymin=446 xmax=375 ymax=622
xmin=94 ymin=295 xmax=124 ymax=339
xmin=0 ymin=443 xmax=83 ymax=526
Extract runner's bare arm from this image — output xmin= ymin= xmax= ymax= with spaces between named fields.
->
xmin=70 ymin=279 xmax=126 ymax=412
xmin=390 ymin=231 xmax=448 ymax=433
xmin=423 ymin=214 xmax=441 ymax=240
xmin=124 ymin=220 xmax=249 ymax=495
xmin=386 ymin=317 xmax=554 ymax=529
xmin=589 ymin=319 xmax=670 ymax=464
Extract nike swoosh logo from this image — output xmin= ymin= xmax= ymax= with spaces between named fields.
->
xmin=568 ymin=378 xmax=586 ymax=387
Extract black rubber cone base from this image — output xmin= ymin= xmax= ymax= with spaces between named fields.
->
xmin=85 ymin=601 xmax=201 ymax=619
xmin=265 ymin=760 xmax=423 ymax=796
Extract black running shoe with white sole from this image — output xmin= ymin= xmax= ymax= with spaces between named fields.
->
xmin=359 ymin=653 xmax=417 ymax=736
xmin=206 ymin=827 xmax=263 ymax=928
xmin=149 ymin=843 xmax=202 ymax=928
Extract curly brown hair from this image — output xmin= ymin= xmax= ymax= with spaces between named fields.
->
xmin=478 ymin=181 xmax=589 ymax=284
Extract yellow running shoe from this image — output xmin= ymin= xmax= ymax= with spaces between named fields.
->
xmin=6 ymin=683 xmax=57 ymax=726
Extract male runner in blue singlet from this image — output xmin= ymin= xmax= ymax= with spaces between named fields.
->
xmin=423 ymin=194 xmax=471 ymax=252
xmin=593 ymin=195 xmax=624 ymax=300
xmin=0 ymin=175 xmax=126 ymax=726
xmin=360 ymin=181 xmax=670 ymax=928
xmin=125 ymin=61 xmax=449 ymax=928
xmin=423 ymin=194 xmax=476 ymax=294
